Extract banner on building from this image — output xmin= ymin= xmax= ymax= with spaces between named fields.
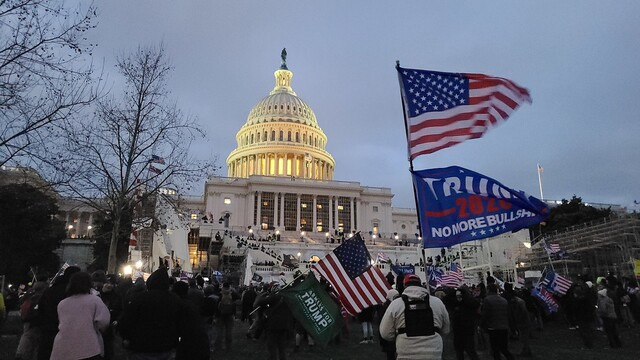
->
xmin=412 ymin=166 xmax=549 ymax=248
xmin=279 ymin=275 xmax=342 ymax=345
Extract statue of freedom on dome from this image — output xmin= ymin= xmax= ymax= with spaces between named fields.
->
xmin=280 ymin=48 xmax=287 ymax=69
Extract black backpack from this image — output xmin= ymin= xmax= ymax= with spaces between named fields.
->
xmin=400 ymin=294 xmax=435 ymax=337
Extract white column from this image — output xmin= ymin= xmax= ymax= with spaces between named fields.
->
xmin=312 ymin=195 xmax=317 ymax=232
xmin=88 ymin=213 xmax=94 ymax=237
xmin=273 ymin=193 xmax=279 ymax=229
xmin=249 ymin=193 xmax=255 ymax=227
xmin=280 ymin=192 xmax=285 ymax=227
xmin=356 ymin=198 xmax=362 ymax=233
xmin=296 ymin=194 xmax=301 ymax=231
xmin=312 ymin=160 xmax=317 ymax=179
xmin=256 ymin=192 xmax=262 ymax=228
xmin=334 ymin=197 xmax=340 ymax=231
xmin=350 ymin=197 xmax=355 ymax=232
xmin=328 ymin=197 xmax=333 ymax=233
xmin=285 ymin=154 xmax=290 ymax=176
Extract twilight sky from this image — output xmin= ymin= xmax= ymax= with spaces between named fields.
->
xmin=84 ymin=1 xmax=640 ymax=210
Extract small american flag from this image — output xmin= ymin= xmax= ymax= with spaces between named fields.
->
xmin=376 ymin=251 xmax=391 ymax=263
xmin=313 ymin=233 xmax=390 ymax=315
xmin=426 ymin=265 xmax=443 ymax=287
xmin=542 ymin=271 xmax=572 ymax=295
xmin=397 ymin=66 xmax=531 ymax=159
xmin=440 ymin=263 xmax=464 ymax=288
xmin=544 ymin=241 xmax=561 ymax=254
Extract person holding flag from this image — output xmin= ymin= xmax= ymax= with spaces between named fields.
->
xmin=379 ymin=274 xmax=450 ymax=360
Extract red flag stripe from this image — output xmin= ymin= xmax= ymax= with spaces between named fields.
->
xmin=315 ymin=255 xmax=363 ymax=313
xmin=314 ymin=262 xmax=359 ymax=315
xmin=315 ymin=254 xmax=368 ymax=313
xmin=324 ymin=254 xmax=373 ymax=309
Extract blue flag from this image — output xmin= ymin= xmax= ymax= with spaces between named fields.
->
xmin=412 ymin=166 xmax=549 ymax=248
xmin=391 ymin=264 xmax=415 ymax=276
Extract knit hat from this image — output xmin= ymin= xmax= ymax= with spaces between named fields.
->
xmin=403 ymin=274 xmax=421 ymax=287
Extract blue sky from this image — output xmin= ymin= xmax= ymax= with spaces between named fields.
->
xmin=85 ymin=1 xmax=640 ymax=210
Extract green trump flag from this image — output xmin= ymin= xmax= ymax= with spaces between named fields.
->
xmin=279 ymin=274 xmax=342 ymax=345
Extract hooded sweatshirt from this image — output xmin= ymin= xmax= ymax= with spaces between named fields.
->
xmin=379 ymin=286 xmax=450 ymax=360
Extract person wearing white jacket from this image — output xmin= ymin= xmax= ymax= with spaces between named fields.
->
xmin=379 ymin=275 xmax=450 ymax=360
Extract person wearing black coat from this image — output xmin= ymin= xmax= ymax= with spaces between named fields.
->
xmin=36 ymin=266 xmax=81 ymax=360
xmin=451 ymin=287 xmax=480 ymax=360
xmin=254 ymin=285 xmax=294 ymax=360
xmin=118 ymin=268 xmax=188 ymax=358
xmin=172 ymin=281 xmax=210 ymax=360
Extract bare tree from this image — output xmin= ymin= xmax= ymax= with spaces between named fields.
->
xmin=64 ymin=44 xmax=215 ymax=274
xmin=0 ymin=0 xmax=98 ymax=168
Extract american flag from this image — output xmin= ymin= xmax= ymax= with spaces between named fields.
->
xmin=376 ymin=251 xmax=391 ymax=263
xmin=426 ymin=265 xmax=443 ymax=287
xmin=313 ymin=233 xmax=390 ymax=315
xmin=440 ymin=263 xmax=464 ymax=288
xmin=541 ymin=271 xmax=572 ymax=295
xmin=397 ymin=66 xmax=531 ymax=159
xmin=544 ymin=242 xmax=561 ymax=254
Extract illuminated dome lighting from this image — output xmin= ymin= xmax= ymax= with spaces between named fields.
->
xmin=227 ymin=50 xmax=335 ymax=180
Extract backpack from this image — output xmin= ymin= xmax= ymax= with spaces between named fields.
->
xmin=400 ymin=294 xmax=435 ymax=337
xmin=19 ymin=292 xmax=40 ymax=322
xmin=218 ymin=291 xmax=235 ymax=315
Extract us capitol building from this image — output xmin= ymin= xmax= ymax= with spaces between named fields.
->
xmin=57 ymin=52 xmax=532 ymax=285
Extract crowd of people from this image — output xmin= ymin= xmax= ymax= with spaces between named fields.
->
xmin=4 ymin=264 xmax=640 ymax=360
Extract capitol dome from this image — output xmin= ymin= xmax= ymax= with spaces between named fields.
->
xmin=227 ymin=53 xmax=335 ymax=180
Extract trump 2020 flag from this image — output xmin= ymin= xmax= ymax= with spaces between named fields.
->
xmin=413 ymin=166 xmax=549 ymax=248
xmin=397 ymin=66 xmax=531 ymax=160
xmin=313 ymin=233 xmax=390 ymax=315
xmin=279 ymin=274 xmax=342 ymax=345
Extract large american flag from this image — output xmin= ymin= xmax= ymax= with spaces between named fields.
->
xmin=313 ymin=233 xmax=390 ymax=315
xmin=542 ymin=270 xmax=573 ymax=295
xmin=397 ymin=66 xmax=531 ymax=159
xmin=440 ymin=263 xmax=464 ymax=288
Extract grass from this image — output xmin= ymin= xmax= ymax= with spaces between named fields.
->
xmin=2 ymin=311 xmax=640 ymax=360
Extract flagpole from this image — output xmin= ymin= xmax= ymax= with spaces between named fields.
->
xmin=396 ymin=60 xmax=430 ymax=292
xmin=542 ymin=239 xmax=556 ymax=272
xmin=537 ymin=163 xmax=544 ymax=200
xmin=485 ymin=238 xmax=493 ymax=277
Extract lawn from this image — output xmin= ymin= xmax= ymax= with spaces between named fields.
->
xmin=2 ymin=311 xmax=640 ymax=360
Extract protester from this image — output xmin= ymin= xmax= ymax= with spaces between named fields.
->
xmin=14 ymin=280 xmax=47 ymax=360
xmin=358 ymin=305 xmax=375 ymax=344
xmin=573 ymin=279 xmax=597 ymax=349
xmin=100 ymin=274 xmax=122 ymax=360
xmin=379 ymin=274 xmax=450 ymax=360
xmin=241 ymin=285 xmax=258 ymax=323
xmin=50 ymin=272 xmax=111 ymax=360
xmin=451 ymin=287 xmax=480 ymax=360
xmin=597 ymin=288 xmax=622 ymax=348
xmin=379 ymin=289 xmax=399 ymax=360
xmin=172 ymin=281 xmax=210 ymax=360
xmin=36 ymin=265 xmax=81 ymax=360
xmin=215 ymin=282 xmax=237 ymax=351
xmin=254 ymin=283 xmax=294 ymax=360
xmin=506 ymin=287 xmax=531 ymax=357
xmin=118 ymin=268 xmax=187 ymax=359
xmin=480 ymin=283 xmax=514 ymax=360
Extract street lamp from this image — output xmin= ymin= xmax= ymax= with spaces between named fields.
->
xmin=123 ymin=265 xmax=132 ymax=276
xmin=135 ymin=260 xmax=143 ymax=270
xmin=372 ymin=234 xmax=377 ymax=245
xmin=325 ymin=232 xmax=329 ymax=243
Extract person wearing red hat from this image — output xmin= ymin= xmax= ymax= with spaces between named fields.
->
xmin=379 ymin=274 xmax=450 ymax=359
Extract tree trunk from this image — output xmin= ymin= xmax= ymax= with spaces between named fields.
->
xmin=107 ymin=215 xmax=121 ymax=274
